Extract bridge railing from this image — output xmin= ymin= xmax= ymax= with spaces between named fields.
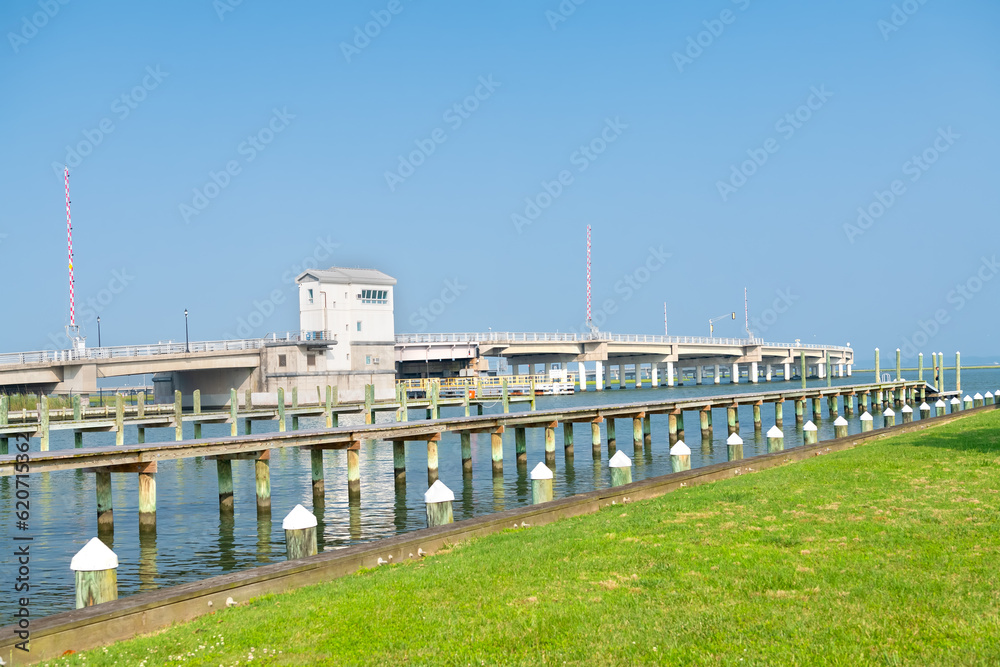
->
xmin=0 ymin=331 xmax=336 ymax=367
xmin=395 ymin=332 xmax=851 ymax=352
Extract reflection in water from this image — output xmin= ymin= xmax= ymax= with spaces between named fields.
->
xmin=8 ymin=368 xmax=1000 ymax=618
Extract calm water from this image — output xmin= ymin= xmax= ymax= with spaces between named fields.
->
xmin=3 ymin=369 xmax=998 ymax=620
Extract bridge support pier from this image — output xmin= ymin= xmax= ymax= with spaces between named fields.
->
xmin=750 ymin=362 xmax=758 ymax=383
xmin=731 ymin=363 xmax=740 ymax=384
xmin=766 ymin=364 xmax=772 ymax=382
xmin=649 ymin=363 xmax=658 ymax=388
xmin=714 ymin=364 xmax=720 ymax=384
xmin=578 ymin=361 xmax=587 ymax=391
xmin=696 ymin=365 xmax=703 ymax=385
xmin=667 ymin=362 xmax=675 ymax=387
xmin=784 ymin=362 xmax=791 ymax=381
xmin=594 ymin=361 xmax=604 ymax=391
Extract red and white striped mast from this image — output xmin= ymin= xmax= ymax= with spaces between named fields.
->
xmin=65 ymin=167 xmax=81 ymax=346
xmin=586 ymin=225 xmax=596 ymax=333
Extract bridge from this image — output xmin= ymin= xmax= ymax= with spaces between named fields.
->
xmin=0 ymin=331 xmax=853 ymax=402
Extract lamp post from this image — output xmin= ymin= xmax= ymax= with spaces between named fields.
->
xmin=709 ymin=312 xmax=736 ymax=337
xmin=184 ymin=309 xmax=190 ymax=353
xmin=96 ymin=316 xmax=102 ymax=348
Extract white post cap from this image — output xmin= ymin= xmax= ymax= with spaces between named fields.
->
xmin=282 ymin=504 xmax=317 ymax=530
xmin=727 ymin=433 xmax=744 ymax=445
xmin=951 ymin=397 xmax=961 ymax=404
xmin=919 ymin=403 xmax=930 ymax=409
xmin=834 ymin=416 xmax=848 ymax=425
xmin=935 ymin=400 xmax=946 ymax=407
xmin=530 ymin=462 xmax=553 ymax=480
xmin=803 ymin=421 xmax=817 ymax=431
xmin=860 ymin=412 xmax=873 ymax=421
xmin=964 ymin=395 xmax=974 ymax=402
xmin=974 ymin=393 xmax=983 ymax=400
xmin=986 ymin=392 xmax=994 ymax=399
xmin=901 ymin=405 xmax=913 ymax=413
xmin=670 ymin=440 xmax=691 ymax=455
xmin=883 ymin=408 xmax=895 ymax=417
xmin=608 ymin=450 xmax=632 ymax=468
xmin=424 ymin=479 xmax=455 ymax=504
xmin=765 ymin=426 xmax=783 ymax=438
xmin=70 ymin=537 xmax=118 ymax=572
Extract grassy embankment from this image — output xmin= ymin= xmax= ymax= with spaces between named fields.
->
xmin=50 ymin=411 xmax=1000 ymax=665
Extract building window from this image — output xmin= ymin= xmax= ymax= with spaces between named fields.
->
xmin=365 ymin=355 xmax=371 ymax=365
xmin=358 ymin=289 xmax=388 ymax=305
xmin=307 ymin=354 xmax=316 ymax=368
xmin=307 ymin=288 xmax=314 ymax=304
xmin=278 ymin=354 xmax=287 ymax=367
xmin=357 ymin=321 xmax=362 ymax=331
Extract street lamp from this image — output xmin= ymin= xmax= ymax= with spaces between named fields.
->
xmin=184 ymin=309 xmax=190 ymax=353
xmin=709 ymin=312 xmax=736 ymax=337
xmin=96 ymin=316 xmax=102 ymax=348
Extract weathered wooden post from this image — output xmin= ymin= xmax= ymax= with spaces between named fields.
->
xmin=291 ymin=387 xmax=299 ymax=431
xmin=515 ymin=427 xmax=527 ymax=468
xmin=544 ymin=421 xmax=557 ymax=464
xmin=463 ymin=383 xmax=471 ymax=417
xmin=834 ymin=416 xmax=848 ymax=438
xmin=283 ymin=504 xmax=318 ymax=560
xmin=326 ymin=385 xmax=335 ymax=427
xmin=256 ymin=450 xmax=272 ymax=513
xmin=114 ymin=394 xmax=124 ymax=446
xmin=800 ymin=351 xmax=807 ymax=389
xmin=727 ymin=432 xmax=744 ymax=460
xmin=529 ymin=376 xmax=537 ymax=411
xmin=919 ymin=402 xmax=931 ymax=420
xmin=766 ymin=426 xmax=784 ymax=453
xmin=752 ymin=402 xmax=762 ymax=432
xmin=228 ymin=388 xmax=238 ymax=437
xmin=591 ymin=417 xmax=602 ymax=458
xmin=71 ymin=538 xmax=118 ymax=609
xmin=895 ymin=348 xmax=901 ymax=381
xmin=425 ymin=480 xmax=454 ymax=527
xmin=311 ymin=449 xmax=325 ymax=497
xmin=609 ymin=450 xmax=632 ymax=486
xmin=1 ymin=395 xmax=8 ymax=454
xmin=72 ymin=394 xmax=84 ymax=447
xmin=278 ymin=387 xmax=287 ymax=432
xmin=950 ymin=397 xmax=961 ymax=414
xmin=390 ymin=441 xmax=406 ymax=485
xmin=727 ymin=406 xmax=738 ymax=435
xmin=668 ymin=413 xmax=678 ymax=444
xmin=901 ymin=405 xmax=913 ymax=423
xmin=973 ymin=393 xmax=983 ymax=408
xmin=700 ymin=408 xmax=711 ymax=438
xmin=501 ymin=378 xmax=509 ymax=414
xmin=192 ymin=389 xmax=202 ymax=440
xmin=812 ymin=397 xmax=822 ymax=422
xmin=632 ymin=414 xmax=643 ymax=451
xmin=138 ymin=461 xmax=157 ymax=531
xmin=860 ymin=411 xmax=873 ymax=432
xmin=427 ymin=437 xmax=439 ymax=484
xmin=607 ymin=418 xmax=617 ymax=451
xmin=531 ymin=462 xmax=554 ymax=504
xmin=491 ymin=427 xmax=504 ymax=477
xmin=216 ymin=458 xmax=234 ymax=512
xmin=935 ymin=399 xmax=946 ymax=417
xmin=883 ymin=408 xmax=896 ymax=427
xmin=795 ymin=398 xmax=804 ymax=424
xmin=39 ymin=395 xmax=50 ymax=451
xmin=670 ymin=440 xmax=691 ymax=472
xmin=827 ymin=395 xmax=839 ymax=418
xmin=955 ymin=351 xmax=961 ymax=393
xmin=774 ymin=400 xmax=784 ymax=427
xmin=643 ymin=414 xmax=651 ymax=448
xmin=874 ymin=347 xmax=881 ymax=384
xmin=460 ymin=433 xmax=472 ymax=476
xmin=985 ymin=392 xmax=995 ymax=406
xmin=174 ymin=390 xmax=183 ymax=441
xmin=96 ymin=471 xmax=114 ymax=532
xmin=803 ymin=421 xmax=818 ymax=445
xmin=564 ymin=421 xmax=575 ymax=456
xmin=844 ymin=393 xmax=855 ymax=417
xmin=347 ymin=443 xmax=361 ymax=499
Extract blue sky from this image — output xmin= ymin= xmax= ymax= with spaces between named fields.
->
xmin=1 ymin=0 xmax=998 ymax=362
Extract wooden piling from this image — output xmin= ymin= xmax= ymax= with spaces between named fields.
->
xmin=427 ymin=439 xmax=439 ymax=484
xmin=668 ymin=413 xmax=678 ymax=444
xmin=515 ymin=427 xmax=527 ymax=467
xmin=530 ymin=462 xmax=554 ymax=504
xmin=919 ymin=402 xmax=931 ymax=420
xmin=774 ymin=400 xmax=784 ymax=427
xmin=174 ymin=390 xmax=183 ymax=441
xmin=138 ymin=461 xmax=157 ymax=531
xmin=632 ymin=415 xmax=643 ymax=451
xmin=256 ymin=450 xmax=272 ymax=512
xmin=700 ymin=408 xmax=710 ymax=437
xmin=40 ymin=395 xmax=50 ymax=451
xmin=278 ymin=388 xmax=286 ymax=432
xmin=71 ymin=538 xmax=118 ymax=609
xmin=766 ymin=426 xmax=783 ymax=453
xmin=901 ymin=405 xmax=914 ymax=423
xmin=311 ymin=449 xmax=325 ymax=497
xmin=591 ymin=418 xmax=602 ymax=458
xmin=193 ymin=390 xmax=202 ymax=440
xmin=425 ymin=480 xmax=455 ymax=527
xmin=800 ymin=351 xmax=806 ymax=389
xmin=115 ymin=394 xmax=124 ymax=446
xmin=727 ymin=406 xmax=738 ymax=435
xmin=883 ymin=408 xmax=896 ymax=427
xmin=752 ymin=403 xmax=762 ymax=432
xmin=217 ymin=459 xmax=234 ymax=512
xmin=607 ymin=418 xmax=617 ymax=452
xmin=935 ymin=400 xmax=946 ymax=417
xmin=834 ymin=417 xmax=848 ymax=438
xmin=803 ymin=421 xmax=818 ymax=445
xmin=73 ymin=394 xmax=84 ymax=447
xmin=643 ymin=415 xmax=651 ymax=448
xmin=393 ymin=441 xmax=407 ymax=483
xmin=670 ymin=440 xmax=691 ymax=473
xmin=347 ymin=443 xmax=361 ymax=498
xmin=95 ymin=471 xmax=113 ymax=532
xmin=489 ymin=428 xmax=505 ymax=476
xmin=609 ymin=450 xmax=632 ymax=486
xmin=544 ymin=422 xmax=556 ymax=464
xmin=950 ymin=397 xmax=961 ymax=414
xmin=564 ymin=421 xmax=575 ymax=454
xmin=728 ymin=432 xmax=744 ymax=460
xmin=860 ymin=411 xmax=874 ymax=432
xmin=460 ymin=433 xmax=472 ymax=476
xmin=282 ymin=504 xmax=318 ymax=560
xmin=844 ymin=394 xmax=854 ymax=416
xmin=501 ymin=378 xmax=509 ymax=414
xmin=812 ymin=397 xmax=822 ymax=421
xmin=956 ymin=351 xmax=961 ymax=393
xmin=326 ymin=385 xmax=335 ymax=427
xmin=230 ymin=389 xmax=238 ymax=437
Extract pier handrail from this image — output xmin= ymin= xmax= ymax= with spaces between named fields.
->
xmin=395 ymin=331 xmax=851 ymax=351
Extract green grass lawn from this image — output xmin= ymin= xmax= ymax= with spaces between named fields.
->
xmin=49 ymin=412 xmax=1000 ymax=666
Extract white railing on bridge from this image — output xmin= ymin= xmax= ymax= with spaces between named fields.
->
xmin=0 ymin=331 xmax=335 ymax=367
xmin=395 ymin=332 xmax=851 ymax=351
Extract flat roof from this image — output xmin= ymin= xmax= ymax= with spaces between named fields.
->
xmin=296 ymin=267 xmax=396 ymax=286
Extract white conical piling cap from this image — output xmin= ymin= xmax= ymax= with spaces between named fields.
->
xmin=70 ymin=537 xmax=118 ymax=572
xmin=282 ymin=504 xmax=317 ymax=530
xmin=986 ymin=392 xmax=994 ymax=399
xmin=901 ymin=405 xmax=913 ymax=413
xmin=951 ymin=397 xmax=961 ymax=405
xmin=670 ymin=440 xmax=691 ymax=455
xmin=920 ymin=403 xmax=930 ymax=410
xmin=935 ymin=400 xmax=946 ymax=408
xmin=530 ymin=462 xmax=553 ymax=480
xmin=974 ymin=393 xmax=983 ymax=400
xmin=803 ymin=421 xmax=817 ymax=431
xmin=424 ymin=479 xmax=455 ymax=504
xmin=727 ymin=433 xmax=744 ymax=445
xmin=766 ymin=426 xmax=783 ymax=438
xmin=860 ymin=412 xmax=873 ymax=421
xmin=964 ymin=395 xmax=974 ymax=402
xmin=883 ymin=408 xmax=895 ymax=417
xmin=608 ymin=450 xmax=632 ymax=468
xmin=834 ymin=416 xmax=848 ymax=426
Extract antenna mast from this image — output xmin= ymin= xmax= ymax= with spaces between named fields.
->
xmin=586 ymin=225 xmax=596 ymax=334
xmin=65 ymin=167 xmax=83 ymax=350
xmin=744 ymin=287 xmax=751 ymax=339
xmin=663 ymin=302 xmax=667 ymax=337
